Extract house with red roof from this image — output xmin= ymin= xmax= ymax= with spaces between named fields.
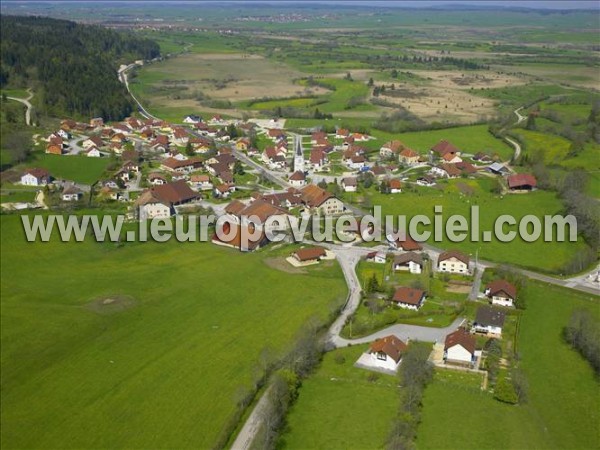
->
xmin=484 ymin=279 xmax=517 ymax=308
xmin=444 ymin=328 xmax=476 ymax=366
xmin=507 ymin=173 xmax=537 ymax=191
xmin=355 ymin=335 xmax=408 ymax=374
xmin=391 ymin=287 xmax=426 ymax=310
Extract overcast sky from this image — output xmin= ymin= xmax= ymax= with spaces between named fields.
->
xmin=3 ymin=0 xmax=599 ymax=8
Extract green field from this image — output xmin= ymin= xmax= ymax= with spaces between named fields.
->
xmin=278 ymin=345 xmax=398 ymax=450
xmin=416 ymin=281 xmax=600 ymax=450
xmin=345 ymin=178 xmax=587 ymax=273
xmin=0 ymin=215 xmax=347 ymax=449
xmin=24 ymin=153 xmax=111 ymax=185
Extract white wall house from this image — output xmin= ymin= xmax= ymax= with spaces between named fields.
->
xmin=437 ymin=252 xmax=469 ymax=274
xmin=444 ymin=329 xmax=476 ymax=366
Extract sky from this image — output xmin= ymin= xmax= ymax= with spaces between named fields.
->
xmin=3 ymin=0 xmax=599 ymax=7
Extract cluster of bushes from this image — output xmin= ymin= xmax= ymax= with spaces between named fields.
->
xmin=386 ymin=343 xmax=434 ymax=450
xmin=564 ymin=308 xmax=600 ymax=375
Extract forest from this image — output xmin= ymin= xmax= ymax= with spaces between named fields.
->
xmin=0 ymin=15 xmax=160 ymax=120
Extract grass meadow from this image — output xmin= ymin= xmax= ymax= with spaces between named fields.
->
xmin=278 ymin=345 xmax=398 ymax=450
xmin=344 ymin=178 xmax=587 ymax=273
xmin=416 ymin=281 xmax=599 ymax=450
xmin=24 ymin=153 xmax=111 ymax=185
xmin=0 ymin=214 xmax=347 ymax=449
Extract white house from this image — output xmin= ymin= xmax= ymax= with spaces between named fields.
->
xmin=484 ymin=279 xmax=517 ymax=308
xmin=61 ymin=185 xmax=82 ymax=202
xmin=355 ymin=335 xmax=407 ymax=374
xmin=366 ymin=251 xmax=387 ymax=264
xmin=21 ymin=168 xmax=51 ymax=186
xmin=444 ymin=329 xmax=476 ymax=366
xmin=190 ymin=175 xmax=213 ymax=191
xmin=392 ymin=252 xmax=423 ymax=274
xmin=289 ymin=171 xmax=307 ymax=187
xmin=472 ymin=306 xmax=506 ymax=337
xmin=341 ymin=177 xmax=358 ymax=193
xmin=391 ymin=287 xmax=426 ymax=311
xmin=437 ymin=250 xmax=469 ymax=274
xmin=86 ymin=146 xmax=102 ymax=157
xmin=183 ymin=115 xmax=202 ymax=124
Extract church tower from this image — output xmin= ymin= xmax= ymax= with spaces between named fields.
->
xmin=293 ymin=135 xmax=304 ymax=173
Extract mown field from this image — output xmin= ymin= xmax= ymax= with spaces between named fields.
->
xmin=0 ymin=215 xmax=346 ymax=449
xmin=278 ymin=345 xmax=398 ymax=450
xmin=416 ymin=281 xmax=600 ymax=450
xmin=343 ymin=178 xmax=587 ymax=273
xmin=24 ymin=153 xmax=111 ymax=185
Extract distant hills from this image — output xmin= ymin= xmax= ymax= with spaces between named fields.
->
xmin=0 ymin=15 xmax=160 ymax=121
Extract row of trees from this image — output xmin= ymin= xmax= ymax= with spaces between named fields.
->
xmin=564 ymin=308 xmax=600 ymax=375
xmin=0 ymin=15 xmax=160 ymax=120
xmin=386 ymin=343 xmax=434 ymax=450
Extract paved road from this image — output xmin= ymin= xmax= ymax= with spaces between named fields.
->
xmin=231 ymin=148 xmax=290 ymax=188
xmin=230 ymin=385 xmax=273 ymax=450
xmin=118 ymin=63 xmax=159 ymax=120
xmin=7 ymin=89 xmax=34 ymax=126
xmin=336 ymin=317 xmax=466 ymax=347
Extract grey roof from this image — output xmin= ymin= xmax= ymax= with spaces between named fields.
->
xmin=474 ymin=306 xmax=506 ymax=328
xmin=488 ymin=162 xmax=505 ymax=172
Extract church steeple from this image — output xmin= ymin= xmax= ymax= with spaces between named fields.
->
xmin=294 ymin=135 xmax=304 ymax=173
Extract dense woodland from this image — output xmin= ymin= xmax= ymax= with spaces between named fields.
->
xmin=0 ymin=15 xmax=160 ymax=120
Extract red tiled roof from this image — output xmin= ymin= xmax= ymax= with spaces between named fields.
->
xmin=369 ymin=335 xmax=407 ymax=363
xmin=294 ymin=246 xmax=327 ymax=262
xmin=444 ymin=328 xmax=475 ymax=354
xmin=485 ymin=279 xmax=517 ymax=300
xmin=392 ymin=287 xmax=425 ymax=306
xmin=431 ymin=140 xmax=460 ymax=155
xmin=507 ymin=173 xmax=537 ymax=189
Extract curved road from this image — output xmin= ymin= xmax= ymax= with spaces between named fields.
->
xmin=121 ymin=76 xmax=598 ymax=450
xmin=7 ymin=89 xmax=34 ymax=126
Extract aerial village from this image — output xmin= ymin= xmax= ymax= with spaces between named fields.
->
xmin=15 ymin=112 xmax=534 ymax=384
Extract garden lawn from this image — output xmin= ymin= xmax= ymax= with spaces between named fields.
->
xmin=26 ymin=153 xmax=111 ymax=185
xmin=417 ymin=281 xmax=599 ymax=449
xmin=0 ymin=215 xmax=346 ymax=449
xmin=278 ymin=346 xmax=398 ymax=450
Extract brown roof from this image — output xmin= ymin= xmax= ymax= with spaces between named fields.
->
xmin=24 ymin=168 xmax=50 ymax=179
xmin=455 ymin=161 xmax=477 ymax=174
xmin=162 ymin=158 xmax=199 ymax=170
xmin=86 ymin=136 xmax=104 ymax=147
xmin=389 ymin=179 xmax=402 ymax=190
xmin=141 ymin=180 xmax=199 ymax=206
xmin=392 ymin=287 xmax=426 ymax=306
xmin=399 ymin=148 xmax=419 ymax=158
xmin=439 ymin=163 xmax=462 ymax=177
xmin=225 ymin=199 xmax=247 ymax=215
xmin=212 ymin=221 xmax=264 ymax=252
xmin=485 ymin=279 xmax=517 ymax=300
xmin=236 ymin=199 xmax=289 ymax=223
xmin=369 ymin=335 xmax=407 ymax=363
xmin=310 ymin=148 xmax=326 ymax=164
xmin=342 ymin=177 xmax=358 ymax=187
xmin=382 ymin=140 xmax=405 ymax=152
xmin=301 ymin=184 xmax=335 ymax=208
xmin=148 ymin=172 xmax=167 ymax=181
xmin=190 ymin=174 xmax=210 ymax=183
xmin=431 ymin=140 xmax=460 ymax=155
xmin=444 ymin=328 xmax=475 ymax=354
xmin=393 ymin=252 xmax=423 ymax=266
xmin=290 ymin=171 xmax=306 ymax=181
xmin=293 ymin=246 xmax=327 ymax=262
xmin=508 ymin=173 xmax=537 ymax=189
xmin=395 ymin=236 xmax=422 ymax=251
xmin=438 ymin=250 xmax=469 ymax=265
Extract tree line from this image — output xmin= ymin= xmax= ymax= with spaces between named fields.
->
xmin=0 ymin=15 xmax=160 ymax=120
xmin=564 ymin=308 xmax=600 ymax=375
